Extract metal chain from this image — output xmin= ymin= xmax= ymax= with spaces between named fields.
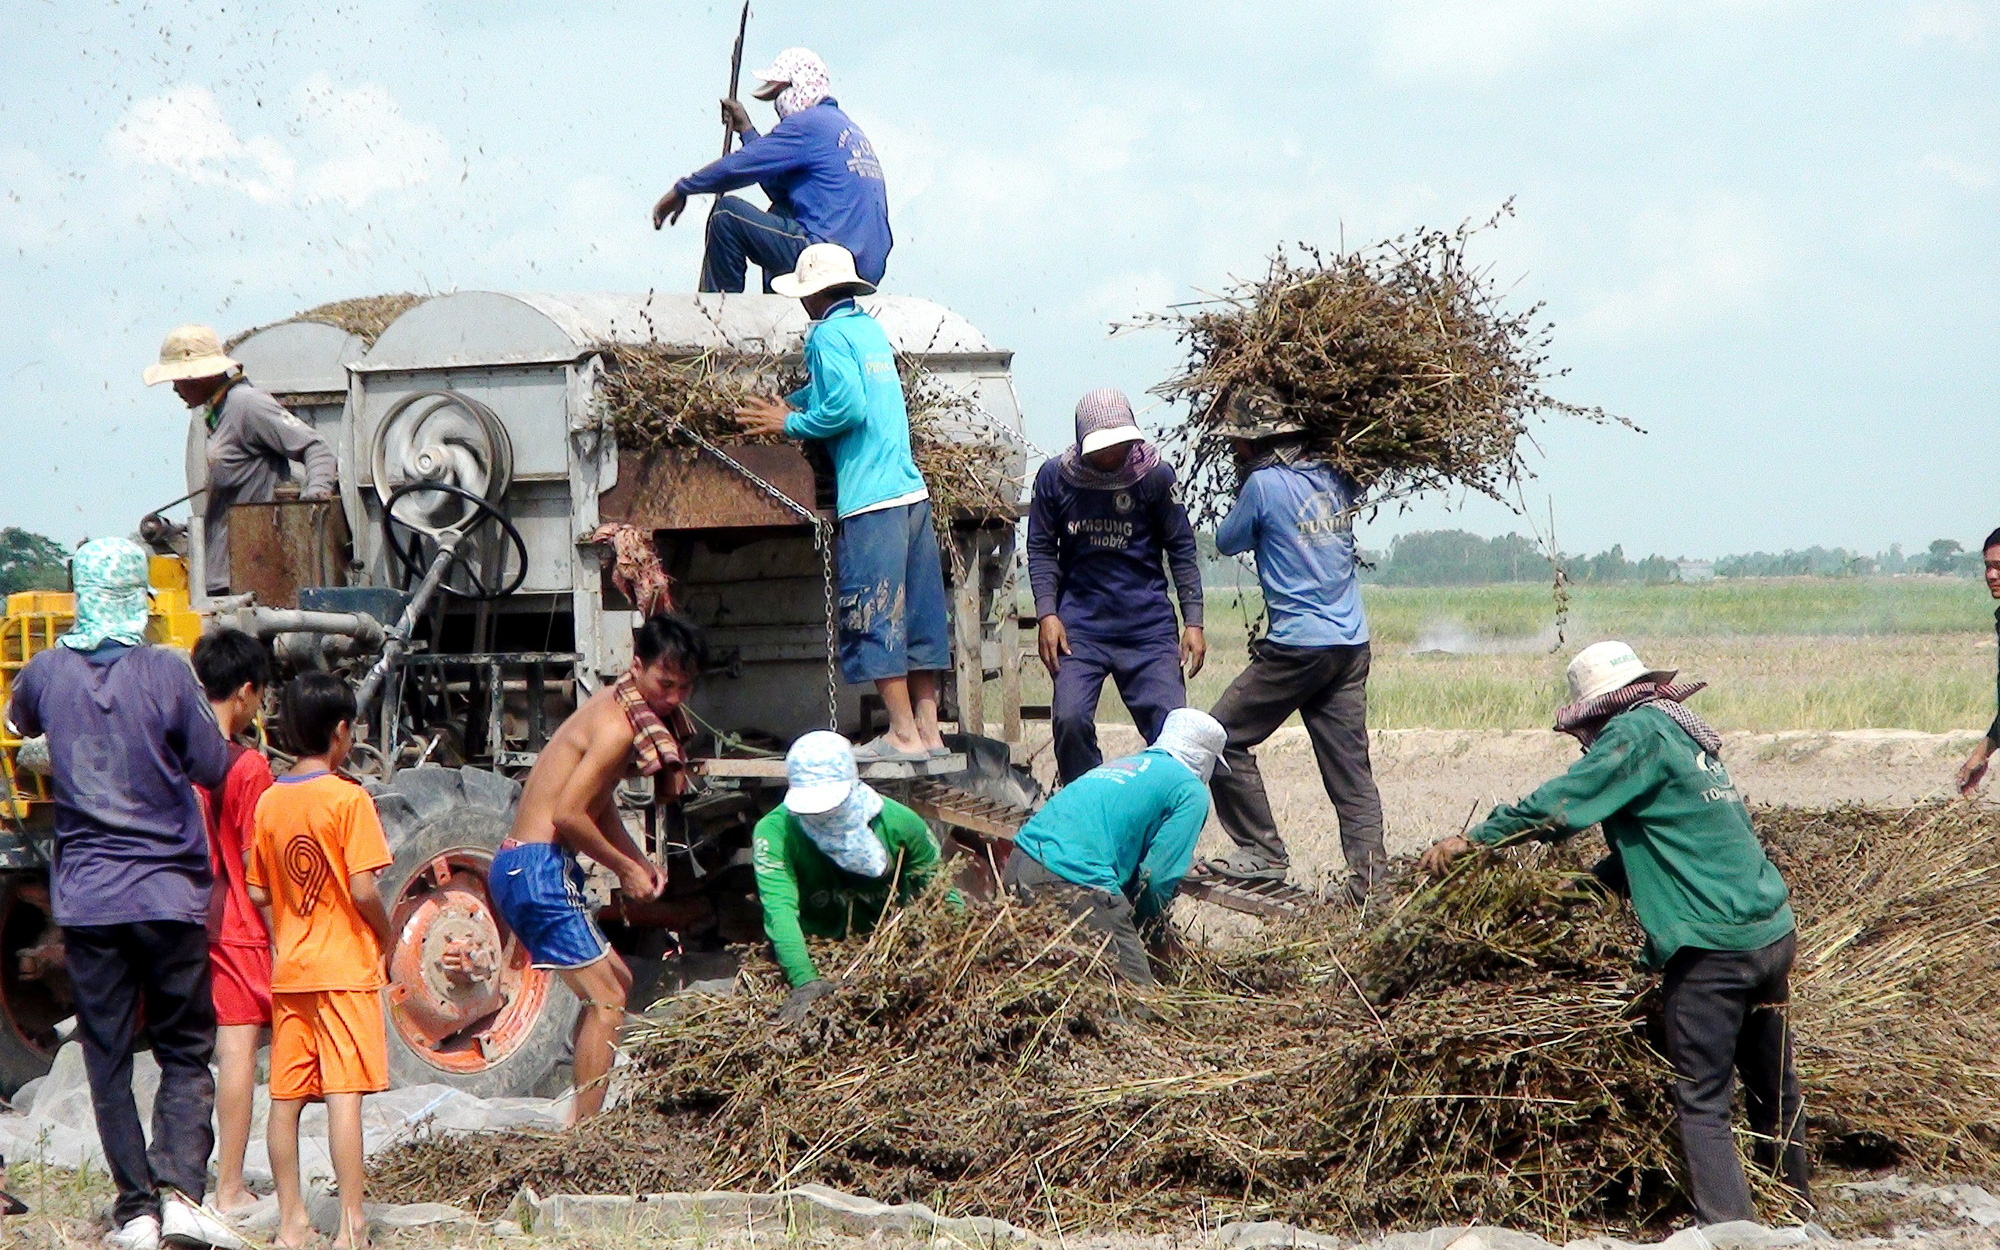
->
xmin=652 ymin=418 xmax=840 ymax=730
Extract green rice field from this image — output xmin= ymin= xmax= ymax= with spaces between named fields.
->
xmin=1011 ymin=577 xmax=2000 ymax=733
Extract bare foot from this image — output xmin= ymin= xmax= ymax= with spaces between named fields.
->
xmin=274 ymin=1222 xmax=320 ymax=1249
xmin=214 ymin=1187 xmax=258 ymax=1214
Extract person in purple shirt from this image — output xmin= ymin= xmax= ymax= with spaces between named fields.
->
xmin=1028 ymin=389 xmax=1205 ymax=784
xmin=652 ymin=47 xmax=893 ymax=294
xmin=5 ymin=538 xmax=237 ymax=1250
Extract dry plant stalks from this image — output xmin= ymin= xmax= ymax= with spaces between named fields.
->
xmin=373 ymin=806 xmax=2000 ymax=1240
xmin=225 ymin=293 xmax=424 ymax=351
xmin=595 ymin=343 xmax=1017 ymax=522
xmin=1145 ymin=203 xmax=1627 ymax=525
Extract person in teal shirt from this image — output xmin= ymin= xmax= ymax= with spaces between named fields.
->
xmin=1421 ymin=641 xmax=1807 ymax=1226
xmin=738 ymin=244 xmax=950 ymax=766
xmin=1003 ymin=708 xmax=1225 ymax=985
xmin=753 ymin=730 xmax=952 ymax=1020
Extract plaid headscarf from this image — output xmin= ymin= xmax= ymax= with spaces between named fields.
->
xmin=765 ymin=48 xmax=832 ymax=118
xmin=1554 ymin=679 xmax=1722 ymax=755
xmin=1057 ymin=388 xmax=1160 ymax=490
xmin=62 ymin=537 xmax=151 ymax=652
xmin=613 ymin=673 xmax=696 ymax=795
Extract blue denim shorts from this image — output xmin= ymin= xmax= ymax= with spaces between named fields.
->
xmin=836 ymin=499 xmax=951 ymax=684
xmin=489 ymin=841 xmax=611 ymax=971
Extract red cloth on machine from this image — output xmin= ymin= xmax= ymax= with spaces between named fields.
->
xmin=589 ymin=523 xmax=674 ymax=618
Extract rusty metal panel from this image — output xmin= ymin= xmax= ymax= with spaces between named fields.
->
xmin=600 ymin=447 xmax=817 ymax=530
xmin=229 ymin=500 xmax=350 ymax=608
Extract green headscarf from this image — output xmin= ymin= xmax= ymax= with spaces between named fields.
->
xmin=62 ymin=538 xmax=152 ymax=651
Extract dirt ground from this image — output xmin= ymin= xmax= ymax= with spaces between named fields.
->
xmin=1023 ymin=725 xmax=1987 ymax=900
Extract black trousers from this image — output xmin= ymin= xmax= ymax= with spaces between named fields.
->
xmin=62 ymin=921 xmax=217 ymax=1225
xmin=1208 ymin=639 xmax=1386 ymax=901
xmin=1001 ymin=852 xmax=1157 ymax=985
xmin=1662 ymin=933 xmax=1810 ymax=1224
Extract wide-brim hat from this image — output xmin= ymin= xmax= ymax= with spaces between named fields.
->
xmin=143 ymin=324 xmax=238 ymax=386
xmin=1219 ymin=385 xmax=1305 ymax=441
xmin=1565 ymin=640 xmax=1677 ymax=705
xmin=772 ymin=243 xmax=875 ymax=299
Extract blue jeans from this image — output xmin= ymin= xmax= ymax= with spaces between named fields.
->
xmin=700 ymin=196 xmax=811 ymax=293
xmin=1051 ymin=631 xmax=1187 ymax=784
xmin=836 ymin=500 xmax=951 ymax=684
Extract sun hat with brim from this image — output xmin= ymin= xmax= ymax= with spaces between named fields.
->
xmin=143 ymin=324 xmax=239 ymax=386
xmin=771 ymin=243 xmax=875 ymax=299
xmin=784 ymin=729 xmax=859 ymax=815
xmin=1080 ymin=424 xmax=1145 ymax=455
xmin=1152 ymin=707 xmax=1231 ymax=782
xmin=1220 ymin=386 xmax=1305 ymax=441
xmin=1565 ymin=640 xmax=1676 ymax=705
xmin=62 ymin=537 xmax=153 ymax=652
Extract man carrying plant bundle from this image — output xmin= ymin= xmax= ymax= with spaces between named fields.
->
xmin=1199 ymin=387 xmax=1385 ymax=901
xmin=1028 ymin=387 xmax=1205 ymax=785
xmin=753 ymin=731 xmax=952 ymax=1021
xmin=736 ymin=243 xmax=950 ymax=763
xmin=1003 ymin=708 xmax=1225 ymax=986
xmin=1419 ymin=641 xmax=1808 ymax=1226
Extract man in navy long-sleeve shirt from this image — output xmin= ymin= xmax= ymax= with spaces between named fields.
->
xmin=6 ymin=538 xmax=233 ymax=1245
xmin=652 ymin=47 xmax=892 ymax=294
xmin=1028 ymin=389 xmax=1204 ymax=784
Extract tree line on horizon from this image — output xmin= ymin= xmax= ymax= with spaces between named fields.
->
xmin=1351 ymin=530 xmax=1985 ymax=587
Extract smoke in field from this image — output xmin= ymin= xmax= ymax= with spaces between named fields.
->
xmin=1412 ymin=617 xmax=1562 ymax=655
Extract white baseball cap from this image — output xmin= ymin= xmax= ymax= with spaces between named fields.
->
xmin=771 ymin=243 xmax=876 ymax=299
xmin=784 ymin=729 xmax=858 ymax=815
xmin=1565 ymin=641 xmax=1677 ymax=704
xmin=143 ymin=324 xmax=239 ymax=386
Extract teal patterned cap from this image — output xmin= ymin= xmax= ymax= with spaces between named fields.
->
xmin=61 ymin=537 xmax=151 ymax=652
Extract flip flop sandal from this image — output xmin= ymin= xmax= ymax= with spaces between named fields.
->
xmin=1194 ymin=851 xmax=1291 ymax=883
xmin=850 ymin=736 xmax=932 ymax=764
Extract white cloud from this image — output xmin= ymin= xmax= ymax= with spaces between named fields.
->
xmin=1920 ymin=151 xmax=1996 ymax=188
xmin=1902 ymin=0 xmax=1993 ymax=47
xmin=104 ymin=79 xmax=446 ymax=211
xmin=1372 ymin=0 xmax=1653 ymax=79
xmin=104 ymin=87 xmax=295 ymax=203
xmin=1573 ymin=195 xmax=1780 ymax=340
xmin=293 ymin=75 xmax=450 ymax=209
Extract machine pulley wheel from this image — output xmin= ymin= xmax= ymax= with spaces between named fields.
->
xmin=371 ymin=389 xmax=515 ymax=534
xmin=383 ymin=480 xmax=531 ymax=602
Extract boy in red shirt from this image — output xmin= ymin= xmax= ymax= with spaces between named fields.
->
xmin=247 ymin=674 xmax=394 ymax=1250
xmin=190 ymin=629 xmax=274 ymax=1214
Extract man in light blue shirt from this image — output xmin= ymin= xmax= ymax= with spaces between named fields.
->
xmin=1003 ymin=708 xmax=1225 ymax=985
xmin=737 ymin=243 xmax=948 ymax=762
xmin=1199 ymin=388 xmax=1385 ymax=902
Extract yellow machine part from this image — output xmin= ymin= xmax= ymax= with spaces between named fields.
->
xmin=0 ymin=555 xmax=204 ymax=816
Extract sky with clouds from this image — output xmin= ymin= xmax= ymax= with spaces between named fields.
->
xmin=2 ymin=0 xmax=1994 ymax=559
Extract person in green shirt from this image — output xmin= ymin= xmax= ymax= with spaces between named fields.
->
xmin=1419 ymin=641 xmax=1807 ymax=1226
xmin=1003 ymin=708 xmax=1225 ymax=986
xmin=753 ymin=730 xmax=951 ymax=1020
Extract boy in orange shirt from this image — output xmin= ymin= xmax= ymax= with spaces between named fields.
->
xmin=246 ymin=674 xmax=394 ymax=1250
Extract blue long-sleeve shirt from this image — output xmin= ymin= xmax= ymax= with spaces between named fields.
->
xmin=8 ymin=643 xmax=229 ymax=927
xmin=1216 ymin=463 xmax=1368 ymax=647
xmin=1027 ymin=459 xmax=1203 ymax=643
xmin=783 ymin=300 xmax=927 ymax=517
xmin=676 ymin=99 xmax=893 ymax=285
xmin=1013 ymin=749 xmax=1208 ymax=921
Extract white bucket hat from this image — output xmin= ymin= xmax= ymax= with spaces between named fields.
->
xmin=1566 ymin=641 xmax=1677 ymax=705
xmin=771 ymin=243 xmax=876 ymax=299
xmin=143 ymin=324 xmax=239 ymax=386
xmin=1152 ymin=707 xmax=1231 ymax=782
xmin=784 ymin=730 xmax=889 ymax=877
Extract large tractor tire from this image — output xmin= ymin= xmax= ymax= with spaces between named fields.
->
xmin=0 ymin=874 xmax=64 ymax=1096
xmin=371 ymin=767 xmax=577 ymax=1099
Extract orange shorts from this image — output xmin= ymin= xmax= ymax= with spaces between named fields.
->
xmin=269 ymin=990 xmax=389 ymax=1101
xmin=209 ymin=943 xmax=273 ymax=1027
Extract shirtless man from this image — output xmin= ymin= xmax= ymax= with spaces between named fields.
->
xmin=489 ymin=613 xmax=708 ymax=1122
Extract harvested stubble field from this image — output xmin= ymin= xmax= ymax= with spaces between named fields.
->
xmin=374 ymin=805 xmax=2000 ymax=1244
xmin=1021 ymin=578 xmax=1998 ymax=733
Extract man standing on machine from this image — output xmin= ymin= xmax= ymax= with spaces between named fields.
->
xmin=144 ymin=324 xmax=337 ymax=597
xmin=488 ymin=614 xmax=708 ymax=1122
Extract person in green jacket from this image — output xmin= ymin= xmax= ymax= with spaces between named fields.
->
xmin=754 ymin=730 xmax=950 ymax=1021
xmin=1420 ymin=641 xmax=1807 ymax=1226
xmin=1003 ymin=708 xmax=1225 ymax=986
